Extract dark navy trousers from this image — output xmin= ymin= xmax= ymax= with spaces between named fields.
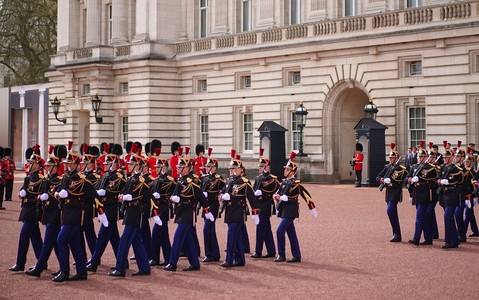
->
xmin=151 ymin=222 xmax=171 ymax=263
xmin=277 ymin=217 xmax=301 ymax=259
xmin=444 ymin=206 xmax=459 ymax=246
xmin=203 ymin=218 xmax=220 ymax=260
xmin=169 ymin=223 xmax=200 ymax=268
xmin=225 ymin=223 xmax=245 ymax=265
xmin=386 ymin=200 xmax=401 ymax=238
xmin=35 ymin=222 xmax=60 ymax=270
xmin=15 ymin=221 xmax=43 ymax=267
xmin=89 ymin=221 xmax=120 ymax=266
xmin=254 ymin=215 xmax=276 ymax=255
xmin=115 ymin=225 xmax=150 ymax=273
xmin=57 ymin=224 xmax=87 ymax=275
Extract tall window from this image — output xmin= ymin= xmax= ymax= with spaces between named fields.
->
xmin=122 ymin=116 xmax=129 ymax=148
xmin=242 ymin=0 xmax=252 ymax=32
xmin=200 ymin=0 xmax=208 ymax=38
xmin=200 ymin=115 xmax=209 ymax=148
xmin=243 ymin=113 xmax=253 ymax=151
xmin=408 ymin=107 xmax=425 ymax=148
xmin=291 ymin=0 xmax=301 ymax=25
xmin=345 ymin=0 xmax=356 ymax=17
xmin=292 ymin=111 xmax=301 ymax=150
xmin=407 ymin=0 xmax=422 ymax=8
xmin=108 ymin=4 xmax=113 ymax=42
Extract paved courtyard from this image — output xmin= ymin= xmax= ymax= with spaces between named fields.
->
xmin=1 ymin=177 xmax=478 ymax=299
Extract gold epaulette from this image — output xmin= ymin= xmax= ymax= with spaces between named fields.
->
xmin=167 ymin=175 xmax=174 ymax=181
xmin=118 ymin=173 xmax=124 ymax=179
xmin=39 ymin=173 xmax=44 ymax=179
xmin=242 ymin=177 xmax=249 ymax=183
xmin=79 ymin=174 xmax=86 ymax=180
xmin=271 ymin=174 xmax=277 ymax=179
xmin=186 ymin=177 xmax=192 ymax=183
xmin=139 ymin=176 xmax=145 ymax=183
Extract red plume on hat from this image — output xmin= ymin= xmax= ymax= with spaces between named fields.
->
xmin=33 ymin=144 xmax=40 ymax=153
xmin=427 ymin=141 xmax=432 ymax=149
xmin=236 ymin=154 xmax=241 ymax=160
xmin=390 ymin=143 xmax=396 ymax=150
xmin=457 ymin=140 xmax=462 ymax=148
xmin=259 ymin=148 xmax=265 ymax=157
xmin=103 ymin=143 xmax=110 ymax=154
xmin=230 ymin=149 xmax=236 ymax=158
xmin=48 ymin=145 xmax=54 ymax=155
xmin=82 ymin=144 xmax=89 ymax=155
xmin=289 ymin=151 xmax=297 ymax=161
xmin=207 ymin=147 xmax=213 ymax=157
xmin=184 ymin=146 xmax=190 ymax=156
xmin=136 ymin=147 xmax=142 ymax=156
xmin=131 ymin=143 xmax=138 ymax=155
xmin=443 ymin=140 xmax=448 ymax=149
xmin=419 ymin=140 xmax=425 ymax=148
xmin=155 ymin=148 xmax=161 ymax=156
xmin=68 ymin=141 xmax=73 ymax=151
xmin=178 ymin=146 xmax=183 ymax=156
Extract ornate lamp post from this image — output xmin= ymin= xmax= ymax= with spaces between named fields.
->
xmin=294 ymin=102 xmax=309 ymax=156
xmin=50 ymin=97 xmax=66 ymax=124
xmin=91 ymin=93 xmax=103 ymax=123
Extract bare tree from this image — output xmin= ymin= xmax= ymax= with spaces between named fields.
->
xmin=0 ymin=0 xmax=57 ymax=86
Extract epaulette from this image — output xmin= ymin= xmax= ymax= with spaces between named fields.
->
xmin=39 ymin=173 xmax=44 ymax=179
xmin=271 ymin=174 xmax=277 ymax=179
xmin=118 ymin=173 xmax=124 ymax=179
xmin=294 ymin=179 xmax=301 ymax=184
xmin=167 ymin=175 xmax=174 ymax=181
xmin=242 ymin=177 xmax=249 ymax=183
xmin=149 ymin=175 xmax=155 ymax=181
xmin=215 ymin=174 xmax=221 ymax=179
xmin=79 ymin=174 xmax=86 ymax=179
xmin=139 ymin=176 xmax=145 ymax=183
xmin=187 ymin=177 xmax=192 ymax=183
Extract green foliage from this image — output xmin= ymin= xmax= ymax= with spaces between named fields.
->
xmin=0 ymin=0 xmax=57 ymax=86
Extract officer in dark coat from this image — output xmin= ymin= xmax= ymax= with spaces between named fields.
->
xmin=273 ymin=152 xmax=317 ymax=263
xmin=251 ymin=148 xmax=279 ymax=259
xmin=87 ymin=144 xmax=126 ymax=272
xmin=377 ymin=144 xmax=407 ymax=243
xmin=201 ymin=151 xmax=225 ymax=262
xmin=219 ymin=151 xmax=259 ymax=268
xmin=149 ymin=148 xmax=176 ymax=266
xmin=437 ymin=147 xmax=464 ymax=249
xmin=9 ymin=146 xmax=44 ymax=272
xmin=109 ymin=146 xmax=151 ymax=277
xmin=140 ymin=154 xmax=154 ymax=261
xmin=53 ymin=141 xmax=97 ymax=282
xmin=163 ymin=154 xmax=214 ymax=272
xmin=25 ymin=145 xmax=64 ymax=277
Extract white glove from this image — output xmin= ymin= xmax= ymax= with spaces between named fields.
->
xmin=254 ymin=190 xmax=262 ymax=196
xmin=203 ymin=191 xmax=208 ymax=198
xmin=310 ymin=208 xmax=318 ymax=218
xmin=252 ymin=215 xmax=260 ymax=225
xmin=98 ymin=213 xmax=109 ymax=227
xmin=40 ymin=193 xmax=49 ymax=201
xmin=153 ymin=192 xmax=160 ymax=199
xmin=409 ymin=197 xmax=413 ymax=204
xmin=170 ymin=195 xmax=180 ymax=203
xmin=280 ymin=195 xmax=288 ymax=202
xmin=19 ymin=189 xmax=27 ymax=197
xmin=122 ymin=194 xmax=133 ymax=201
xmin=465 ymin=199 xmax=472 ymax=209
xmin=97 ymin=189 xmax=106 ymax=196
xmin=153 ymin=215 xmax=163 ymax=226
xmin=384 ymin=178 xmax=391 ymax=184
xmin=221 ymin=193 xmax=231 ymax=201
xmin=412 ymin=176 xmax=419 ymax=183
xmin=473 ymin=198 xmax=478 ymax=206
xmin=59 ymin=189 xmax=68 ymax=199
xmin=440 ymin=179 xmax=449 ymax=185
xmin=205 ymin=212 xmax=215 ymax=222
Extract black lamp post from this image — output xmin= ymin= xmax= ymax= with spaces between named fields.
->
xmin=363 ymin=98 xmax=378 ymax=120
xmin=50 ymin=97 xmax=66 ymax=124
xmin=91 ymin=93 xmax=103 ymax=123
xmin=295 ymin=102 xmax=308 ymax=156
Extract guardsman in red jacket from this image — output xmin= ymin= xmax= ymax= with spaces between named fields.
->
xmin=194 ymin=144 xmax=208 ymax=177
xmin=170 ymin=142 xmax=181 ymax=179
xmin=4 ymin=147 xmax=16 ymax=201
xmin=352 ymin=143 xmax=364 ymax=187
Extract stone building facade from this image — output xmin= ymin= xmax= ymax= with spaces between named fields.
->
xmin=47 ymin=0 xmax=479 ymax=183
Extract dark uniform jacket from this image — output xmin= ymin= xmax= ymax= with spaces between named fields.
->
xmin=41 ymin=173 xmax=61 ymax=225
xmin=438 ymin=163 xmax=464 ymax=207
xmin=19 ymin=170 xmax=44 ymax=222
xmin=377 ymin=163 xmax=407 ymax=203
xmin=121 ymin=172 xmax=150 ymax=227
xmin=83 ymin=169 xmax=100 ymax=220
xmin=141 ymin=173 xmax=154 ymax=222
xmin=58 ymin=170 xmax=98 ymax=225
xmin=253 ymin=172 xmax=279 ymax=217
xmin=405 ymin=162 xmax=438 ymax=205
xmin=461 ymin=164 xmax=475 ymax=198
xmin=150 ymin=173 xmax=176 ymax=222
xmin=173 ymin=173 xmax=209 ymax=224
xmin=96 ymin=170 xmax=126 ymax=222
xmin=275 ymin=177 xmax=315 ymax=219
xmin=201 ymin=173 xmax=225 ymax=219
xmin=221 ymin=176 xmax=257 ymax=224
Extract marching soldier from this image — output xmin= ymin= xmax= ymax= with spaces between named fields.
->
xmin=200 ymin=150 xmax=225 ymax=263
xmin=194 ymin=144 xmax=208 ymax=177
xmin=25 ymin=145 xmax=65 ymax=277
xmin=149 ymin=148 xmax=176 ymax=266
xmin=170 ymin=142 xmax=181 ymax=179
xmin=377 ymin=144 xmax=407 ymax=243
xmin=463 ymin=148 xmax=479 ymax=238
xmin=273 ymin=152 xmax=317 ymax=263
xmin=436 ymin=144 xmax=464 ymax=249
xmin=54 ymin=141 xmax=96 ymax=282
xmin=87 ymin=144 xmax=126 ymax=272
xmin=219 ymin=150 xmax=259 ymax=268
xmin=109 ymin=145 xmax=151 ymax=277
xmin=3 ymin=147 xmax=16 ymax=201
xmin=163 ymin=153 xmax=215 ymax=272
xmin=0 ymin=146 xmax=5 ymax=209
xmin=251 ymin=148 xmax=279 ymax=259
xmin=454 ymin=144 xmax=467 ymax=243
xmin=9 ymin=145 xmax=44 ymax=272
xmin=140 ymin=153 xmax=154 ymax=262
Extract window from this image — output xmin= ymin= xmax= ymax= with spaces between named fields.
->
xmin=408 ymin=107 xmax=425 ymax=148
xmin=345 ymin=0 xmax=356 ymax=17
xmin=108 ymin=5 xmax=113 ymax=42
xmin=200 ymin=115 xmax=209 ymax=148
xmin=122 ymin=116 xmax=129 ymax=148
xmin=242 ymin=0 xmax=252 ymax=32
xmin=291 ymin=71 xmax=301 ymax=85
xmin=408 ymin=61 xmax=422 ymax=76
xmin=119 ymin=82 xmax=129 ymax=94
xmin=283 ymin=68 xmax=302 ymax=86
xmin=243 ymin=113 xmax=253 ymax=151
xmin=291 ymin=0 xmax=301 ymax=25
xmin=407 ymin=0 xmax=422 ymax=8
xmin=200 ymin=0 xmax=208 ymax=38
xmin=236 ymin=73 xmax=251 ymax=90
xmin=292 ymin=111 xmax=302 ymax=150
xmin=197 ymin=79 xmax=207 ymax=93
xmin=82 ymin=84 xmax=91 ymax=95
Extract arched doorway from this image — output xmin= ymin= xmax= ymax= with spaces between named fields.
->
xmin=323 ymin=81 xmax=369 ymax=183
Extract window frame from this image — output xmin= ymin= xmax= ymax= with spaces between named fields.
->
xmin=119 ymin=82 xmax=129 ymax=94
xmin=406 ymin=0 xmax=422 ymax=8
xmin=108 ymin=4 xmax=113 ymax=42
xmin=82 ymin=83 xmax=91 ymax=96
xmin=200 ymin=115 xmax=209 ymax=148
xmin=290 ymin=0 xmax=301 ymax=25
xmin=291 ymin=111 xmax=301 ymax=151
xmin=243 ymin=113 xmax=253 ymax=152
xmin=122 ymin=116 xmax=129 ymax=148
xmin=408 ymin=61 xmax=422 ymax=76
xmin=242 ymin=0 xmax=252 ymax=32
xmin=200 ymin=0 xmax=208 ymax=38
xmin=408 ymin=106 xmax=426 ymax=149
xmin=344 ymin=0 xmax=356 ymax=17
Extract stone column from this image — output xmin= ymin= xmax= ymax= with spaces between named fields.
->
xmin=58 ymin=0 xmax=80 ymax=52
xmin=133 ymin=0 xmax=149 ymax=42
xmin=111 ymin=0 xmax=128 ymax=44
xmin=20 ymin=92 xmax=28 ymax=167
xmin=38 ymin=89 xmax=46 ymax=158
xmin=86 ymin=0 xmax=101 ymax=47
